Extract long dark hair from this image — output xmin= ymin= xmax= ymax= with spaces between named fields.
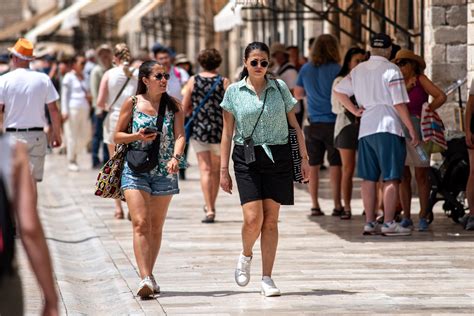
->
xmin=240 ymin=42 xmax=270 ymax=80
xmin=136 ymin=60 xmax=179 ymax=113
xmin=336 ymin=47 xmax=366 ymax=78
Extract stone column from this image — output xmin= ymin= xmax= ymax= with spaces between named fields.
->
xmin=468 ymin=0 xmax=474 ymax=91
xmin=424 ymin=0 xmax=467 ymax=131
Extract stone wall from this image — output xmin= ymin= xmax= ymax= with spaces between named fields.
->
xmin=468 ymin=0 xmax=474 ymax=95
xmin=424 ymin=0 xmax=467 ymax=131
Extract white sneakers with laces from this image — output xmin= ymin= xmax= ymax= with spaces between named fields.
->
xmin=136 ymin=276 xmax=154 ymax=298
xmin=261 ymin=276 xmax=281 ymax=297
xmin=381 ymin=221 xmax=412 ymax=236
xmin=235 ymin=253 xmax=252 ymax=287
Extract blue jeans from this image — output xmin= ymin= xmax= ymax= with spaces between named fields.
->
xmin=92 ymin=112 xmax=109 ymax=166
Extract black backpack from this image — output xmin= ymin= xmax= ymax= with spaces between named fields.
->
xmin=0 ymin=175 xmax=15 ymax=279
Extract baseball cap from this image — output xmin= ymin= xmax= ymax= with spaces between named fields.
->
xmin=370 ymin=33 xmax=392 ymax=49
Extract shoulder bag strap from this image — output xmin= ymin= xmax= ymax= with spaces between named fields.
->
xmin=184 ymin=75 xmax=222 ymax=130
xmin=110 ymin=70 xmax=134 ymax=108
xmin=148 ymin=98 xmax=168 ymax=155
xmin=273 ymin=79 xmax=292 ymax=128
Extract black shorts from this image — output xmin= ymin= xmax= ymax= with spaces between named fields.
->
xmin=304 ymin=123 xmax=342 ymax=166
xmin=335 ymin=123 xmax=359 ymax=150
xmin=232 ymin=144 xmax=294 ymax=206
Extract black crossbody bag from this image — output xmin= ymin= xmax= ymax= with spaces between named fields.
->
xmin=243 ymin=90 xmax=268 ymax=164
xmin=126 ymin=97 xmax=167 ymax=173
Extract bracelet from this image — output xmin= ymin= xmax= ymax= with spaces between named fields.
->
xmin=301 ymin=155 xmax=309 ymax=160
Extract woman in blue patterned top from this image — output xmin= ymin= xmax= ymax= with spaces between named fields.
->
xmin=220 ymin=42 xmax=310 ymax=297
xmin=114 ymin=60 xmax=185 ymax=298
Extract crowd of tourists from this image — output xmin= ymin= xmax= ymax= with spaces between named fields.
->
xmin=1 ymin=32 xmax=473 ymax=311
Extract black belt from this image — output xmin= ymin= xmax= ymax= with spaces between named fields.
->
xmin=6 ymin=127 xmax=44 ymax=132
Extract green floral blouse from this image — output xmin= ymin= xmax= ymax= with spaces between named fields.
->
xmin=220 ymin=78 xmax=297 ymax=161
xmin=129 ymin=104 xmax=184 ymax=176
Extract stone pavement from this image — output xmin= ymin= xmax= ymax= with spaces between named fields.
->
xmin=17 ymin=151 xmax=474 ymax=315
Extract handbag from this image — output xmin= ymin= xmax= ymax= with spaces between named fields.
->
xmin=273 ymin=79 xmax=305 ymax=183
xmin=420 ymin=102 xmax=447 ymax=153
xmin=126 ymin=96 xmax=167 ymax=173
xmin=185 ymin=76 xmax=222 ymax=143
xmin=94 ymin=97 xmax=137 ymax=200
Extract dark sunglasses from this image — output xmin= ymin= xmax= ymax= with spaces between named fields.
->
xmin=249 ymin=59 xmax=269 ymax=68
xmin=155 ymin=73 xmax=170 ymax=81
xmin=396 ymin=59 xmax=410 ymax=67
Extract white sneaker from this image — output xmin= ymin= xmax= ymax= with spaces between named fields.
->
xmin=381 ymin=221 xmax=412 ymax=236
xmin=150 ymin=275 xmax=160 ymax=294
xmin=363 ymin=221 xmax=381 ymax=235
xmin=261 ymin=276 xmax=281 ymax=297
xmin=235 ymin=253 xmax=252 ymax=287
xmin=136 ymin=276 xmax=154 ymax=298
xmin=68 ymin=163 xmax=79 ymax=172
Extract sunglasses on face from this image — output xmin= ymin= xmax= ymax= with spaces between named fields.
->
xmin=154 ymin=73 xmax=170 ymax=81
xmin=396 ymin=60 xmax=409 ymax=67
xmin=249 ymin=59 xmax=269 ymax=68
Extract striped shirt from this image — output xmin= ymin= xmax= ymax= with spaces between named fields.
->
xmin=334 ymin=55 xmax=409 ymax=139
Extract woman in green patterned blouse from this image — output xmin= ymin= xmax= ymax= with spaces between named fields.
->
xmin=114 ymin=61 xmax=186 ymax=298
xmin=220 ymin=42 xmax=310 ymax=297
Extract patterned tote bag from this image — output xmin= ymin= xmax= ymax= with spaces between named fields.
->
xmin=94 ymin=96 xmax=136 ymax=200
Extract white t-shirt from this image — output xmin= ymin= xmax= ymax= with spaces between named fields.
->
xmin=61 ymin=71 xmax=89 ymax=114
xmin=0 ymin=68 xmax=59 ymax=128
xmin=167 ymin=66 xmax=189 ymax=101
xmin=335 ymin=55 xmax=409 ymax=139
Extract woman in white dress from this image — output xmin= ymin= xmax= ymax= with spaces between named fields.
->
xmin=97 ymin=43 xmax=138 ymax=219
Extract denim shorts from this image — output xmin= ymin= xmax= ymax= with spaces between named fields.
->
xmin=121 ymin=162 xmax=179 ymax=196
xmin=357 ymin=132 xmax=406 ymax=182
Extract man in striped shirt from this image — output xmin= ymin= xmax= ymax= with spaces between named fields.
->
xmin=333 ymin=33 xmax=419 ymax=236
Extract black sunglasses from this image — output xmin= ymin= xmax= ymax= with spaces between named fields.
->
xmin=396 ymin=59 xmax=410 ymax=67
xmin=155 ymin=73 xmax=170 ymax=81
xmin=249 ymin=59 xmax=269 ymax=68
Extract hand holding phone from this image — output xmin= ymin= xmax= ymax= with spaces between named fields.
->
xmin=144 ymin=126 xmax=158 ymax=134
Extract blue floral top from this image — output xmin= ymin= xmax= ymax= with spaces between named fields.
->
xmin=220 ymin=78 xmax=297 ymax=161
xmin=129 ymin=100 xmax=183 ymax=176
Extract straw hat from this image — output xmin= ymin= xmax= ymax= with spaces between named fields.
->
xmin=8 ymin=38 xmax=35 ymax=61
xmin=270 ymin=42 xmax=289 ymax=56
xmin=175 ymin=53 xmax=190 ymax=65
xmin=393 ymin=49 xmax=426 ymax=70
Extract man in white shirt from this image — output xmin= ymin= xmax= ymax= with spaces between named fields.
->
xmin=333 ymin=33 xmax=419 ymax=236
xmin=0 ymin=38 xmax=62 ymax=190
xmin=153 ymin=46 xmax=189 ymax=101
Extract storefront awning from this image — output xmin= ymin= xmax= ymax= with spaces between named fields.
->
xmin=0 ymin=7 xmax=57 ymax=41
xmin=118 ymin=0 xmax=165 ymax=36
xmin=214 ymin=1 xmax=243 ymax=32
xmin=25 ymin=0 xmax=119 ymax=43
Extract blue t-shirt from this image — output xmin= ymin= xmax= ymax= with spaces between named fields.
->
xmin=296 ymin=62 xmax=341 ymax=123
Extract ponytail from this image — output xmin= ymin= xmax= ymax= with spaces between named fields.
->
xmin=114 ymin=43 xmax=132 ymax=77
xmin=239 ymin=66 xmax=249 ymax=80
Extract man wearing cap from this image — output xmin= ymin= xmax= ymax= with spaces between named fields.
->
xmin=333 ymin=33 xmax=419 ymax=236
xmin=0 ymin=38 xmax=62 ymax=191
xmin=90 ymin=44 xmax=113 ymax=168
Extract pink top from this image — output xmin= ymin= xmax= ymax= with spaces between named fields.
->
xmin=407 ymin=76 xmax=429 ymax=117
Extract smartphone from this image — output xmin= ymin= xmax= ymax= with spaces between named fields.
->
xmin=144 ymin=126 xmax=158 ymax=134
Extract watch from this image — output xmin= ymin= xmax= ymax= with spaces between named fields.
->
xmin=173 ymin=154 xmax=183 ymax=161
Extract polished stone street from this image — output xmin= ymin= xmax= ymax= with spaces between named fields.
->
xmin=18 ymin=151 xmax=474 ymax=315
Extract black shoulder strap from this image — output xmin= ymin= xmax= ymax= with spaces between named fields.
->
xmin=277 ymin=63 xmax=297 ymax=76
xmin=148 ymin=97 xmax=168 ymax=154
xmin=248 ymin=89 xmax=269 ymax=139
xmin=110 ymin=70 xmax=134 ymax=108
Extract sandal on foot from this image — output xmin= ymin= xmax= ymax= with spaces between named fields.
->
xmin=340 ymin=210 xmax=352 ymax=220
xmin=332 ymin=208 xmax=344 ymax=217
xmin=310 ymin=208 xmax=325 ymax=216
